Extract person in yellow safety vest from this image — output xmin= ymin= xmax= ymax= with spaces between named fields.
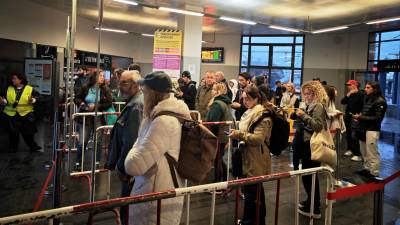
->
xmin=0 ymin=73 xmax=41 ymax=152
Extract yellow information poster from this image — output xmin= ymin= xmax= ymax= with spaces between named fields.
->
xmin=152 ymin=30 xmax=183 ymax=78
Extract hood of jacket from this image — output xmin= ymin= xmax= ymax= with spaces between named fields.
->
xmin=229 ymin=79 xmax=238 ymax=90
xmin=188 ymin=80 xmax=197 ymax=86
xmin=150 ymin=95 xmax=192 ymax=120
xmin=214 ymin=94 xmax=232 ymax=105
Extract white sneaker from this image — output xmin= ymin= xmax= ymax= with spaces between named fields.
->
xmin=351 ymin=156 xmax=362 ymax=162
xmin=344 ymin=150 xmax=353 ymax=156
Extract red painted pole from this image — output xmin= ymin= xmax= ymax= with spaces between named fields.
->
xmin=157 ymin=199 xmax=162 ymax=225
xmin=235 ymin=188 xmax=240 ymax=224
xmin=255 ymin=184 xmax=261 ymax=225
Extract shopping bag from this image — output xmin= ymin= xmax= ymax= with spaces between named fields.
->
xmin=310 ymin=128 xmax=337 ymax=168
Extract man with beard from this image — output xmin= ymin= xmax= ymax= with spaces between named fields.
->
xmin=106 ymin=70 xmax=143 ymax=225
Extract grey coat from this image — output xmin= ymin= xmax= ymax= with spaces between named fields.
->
xmin=299 ymin=103 xmax=327 ymax=142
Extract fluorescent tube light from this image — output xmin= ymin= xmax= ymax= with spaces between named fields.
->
xmin=219 ymin=16 xmax=256 ymax=25
xmin=366 ymin=16 xmax=400 ymax=25
xmin=112 ymin=0 xmax=138 ymax=6
xmin=312 ymin=26 xmax=348 ymax=34
xmin=158 ymin=7 xmax=204 ymax=16
xmin=269 ymin=25 xmax=299 ymax=33
xmin=141 ymin=33 xmax=154 ymax=37
xmin=95 ymin=27 xmax=129 ymax=33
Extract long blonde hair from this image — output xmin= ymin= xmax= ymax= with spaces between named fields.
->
xmin=143 ymin=86 xmax=170 ymax=118
xmin=301 ymin=80 xmax=328 ymax=106
xmin=208 ymin=82 xmax=227 ymax=108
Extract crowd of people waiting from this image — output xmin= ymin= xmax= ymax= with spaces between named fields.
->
xmin=0 ymin=65 xmax=388 ymax=225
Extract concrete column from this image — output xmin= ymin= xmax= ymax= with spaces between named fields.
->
xmin=178 ymin=12 xmax=202 ymax=83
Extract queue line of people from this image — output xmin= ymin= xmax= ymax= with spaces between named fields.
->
xmin=0 ymin=67 xmax=388 ymax=225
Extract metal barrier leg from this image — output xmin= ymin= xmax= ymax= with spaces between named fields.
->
xmin=81 ymin=117 xmax=86 ymax=172
xmin=309 ymin=173 xmax=316 ymax=225
xmin=185 ymin=180 xmax=190 ymax=225
xmin=235 ymin=188 xmax=240 ymax=224
xmin=227 ymin=124 xmax=232 ymax=181
xmin=107 ymin=170 xmax=111 ymax=200
xmin=255 ymin=184 xmax=261 ymax=225
xmin=210 ymin=191 xmax=216 ymax=225
xmin=373 ymin=188 xmax=384 ymax=225
xmin=295 ymin=176 xmax=300 ymax=225
xmin=157 ymin=199 xmax=162 ymax=225
xmin=275 ymin=179 xmax=281 ymax=225
xmin=325 ymin=174 xmax=334 ymax=225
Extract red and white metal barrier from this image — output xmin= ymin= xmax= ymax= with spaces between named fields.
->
xmin=0 ymin=167 xmax=338 ymax=225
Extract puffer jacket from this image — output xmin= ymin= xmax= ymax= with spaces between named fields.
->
xmin=359 ymin=95 xmax=387 ymax=131
xmin=232 ymin=106 xmax=272 ymax=177
xmin=195 ymin=85 xmax=213 ymax=119
xmin=124 ymin=95 xmax=191 ymax=225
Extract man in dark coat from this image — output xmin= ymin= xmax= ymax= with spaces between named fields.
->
xmin=105 ymin=70 xmax=143 ymax=225
xmin=178 ymin=71 xmax=197 ymax=110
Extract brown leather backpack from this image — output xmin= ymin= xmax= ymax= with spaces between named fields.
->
xmin=153 ymin=111 xmax=218 ymax=187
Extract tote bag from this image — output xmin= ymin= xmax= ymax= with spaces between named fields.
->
xmin=310 ymin=128 xmax=337 ymax=168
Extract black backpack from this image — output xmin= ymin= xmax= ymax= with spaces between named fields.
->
xmin=249 ymin=109 xmax=290 ymax=156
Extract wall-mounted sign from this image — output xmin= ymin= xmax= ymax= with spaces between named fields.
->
xmin=152 ymin=29 xmax=183 ymax=78
xmin=377 ymin=60 xmax=400 ymax=72
xmin=37 ymin=44 xmax=58 ymax=60
xmin=201 ymin=47 xmax=224 ymax=63
xmin=25 ymin=59 xmax=53 ymax=95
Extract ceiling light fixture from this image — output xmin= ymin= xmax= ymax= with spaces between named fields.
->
xmin=269 ymin=25 xmax=299 ymax=33
xmin=95 ymin=27 xmax=129 ymax=33
xmin=366 ymin=16 xmax=400 ymax=25
xmin=219 ymin=16 xmax=256 ymax=25
xmin=158 ymin=7 xmax=204 ymax=17
xmin=312 ymin=26 xmax=348 ymax=34
xmin=112 ymin=0 xmax=138 ymax=6
xmin=141 ymin=33 xmax=154 ymax=37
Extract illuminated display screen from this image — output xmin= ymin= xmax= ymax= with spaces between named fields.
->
xmin=201 ymin=47 xmax=224 ymax=63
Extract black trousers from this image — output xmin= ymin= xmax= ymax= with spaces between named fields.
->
xmin=344 ymin=116 xmax=361 ymax=156
xmin=6 ymin=113 xmax=39 ymax=151
xmin=301 ymin=140 xmax=321 ymax=208
xmin=120 ymin=179 xmax=133 ymax=225
xmin=214 ymin=142 xmax=227 ymax=182
xmin=242 ymin=183 xmax=266 ymax=225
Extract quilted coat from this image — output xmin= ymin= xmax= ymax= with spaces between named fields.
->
xmin=124 ymin=95 xmax=191 ymax=225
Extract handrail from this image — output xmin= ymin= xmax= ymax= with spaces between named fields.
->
xmin=0 ymin=167 xmax=334 ymax=225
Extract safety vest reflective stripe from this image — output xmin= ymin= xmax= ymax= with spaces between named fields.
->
xmin=3 ymin=85 xmax=34 ymax=117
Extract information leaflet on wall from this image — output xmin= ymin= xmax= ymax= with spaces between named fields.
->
xmin=152 ymin=30 xmax=182 ymax=78
xmin=25 ymin=59 xmax=53 ymax=95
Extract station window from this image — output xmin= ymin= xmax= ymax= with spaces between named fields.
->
xmin=367 ymin=29 xmax=400 ymax=105
xmin=240 ymin=35 xmax=304 ymax=90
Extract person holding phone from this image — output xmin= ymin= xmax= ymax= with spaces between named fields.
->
xmin=228 ymin=84 xmax=273 ymax=225
xmin=0 ymin=73 xmax=41 ymax=152
xmin=341 ymin=80 xmax=364 ymax=161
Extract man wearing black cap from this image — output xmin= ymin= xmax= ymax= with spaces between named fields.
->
xmin=178 ymin=71 xmax=197 ymax=110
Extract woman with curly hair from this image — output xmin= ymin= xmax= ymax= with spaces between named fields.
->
xmin=291 ymin=80 xmax=328 ymax=219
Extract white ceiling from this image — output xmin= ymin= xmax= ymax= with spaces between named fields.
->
xmin=27 ymin=0 xmax=400 ymax=35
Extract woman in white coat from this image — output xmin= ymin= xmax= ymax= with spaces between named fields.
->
xmin=124 ymin=71 xmax=191 ymax=225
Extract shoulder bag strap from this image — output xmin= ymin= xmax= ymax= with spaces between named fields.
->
xmin=164 ymin=152 xmax=179 ymax=188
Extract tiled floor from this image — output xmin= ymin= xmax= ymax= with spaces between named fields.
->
xmin=0 ymin=120 xmax=399 ymax=225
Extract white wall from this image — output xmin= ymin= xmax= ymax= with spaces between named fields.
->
xmin=0 ymin=0 xmax=140 ymax=58
xmin=200 ymin=34 xmax=241 ymax=80
xmin=304 ymin=31 xmax=368 ymax=70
